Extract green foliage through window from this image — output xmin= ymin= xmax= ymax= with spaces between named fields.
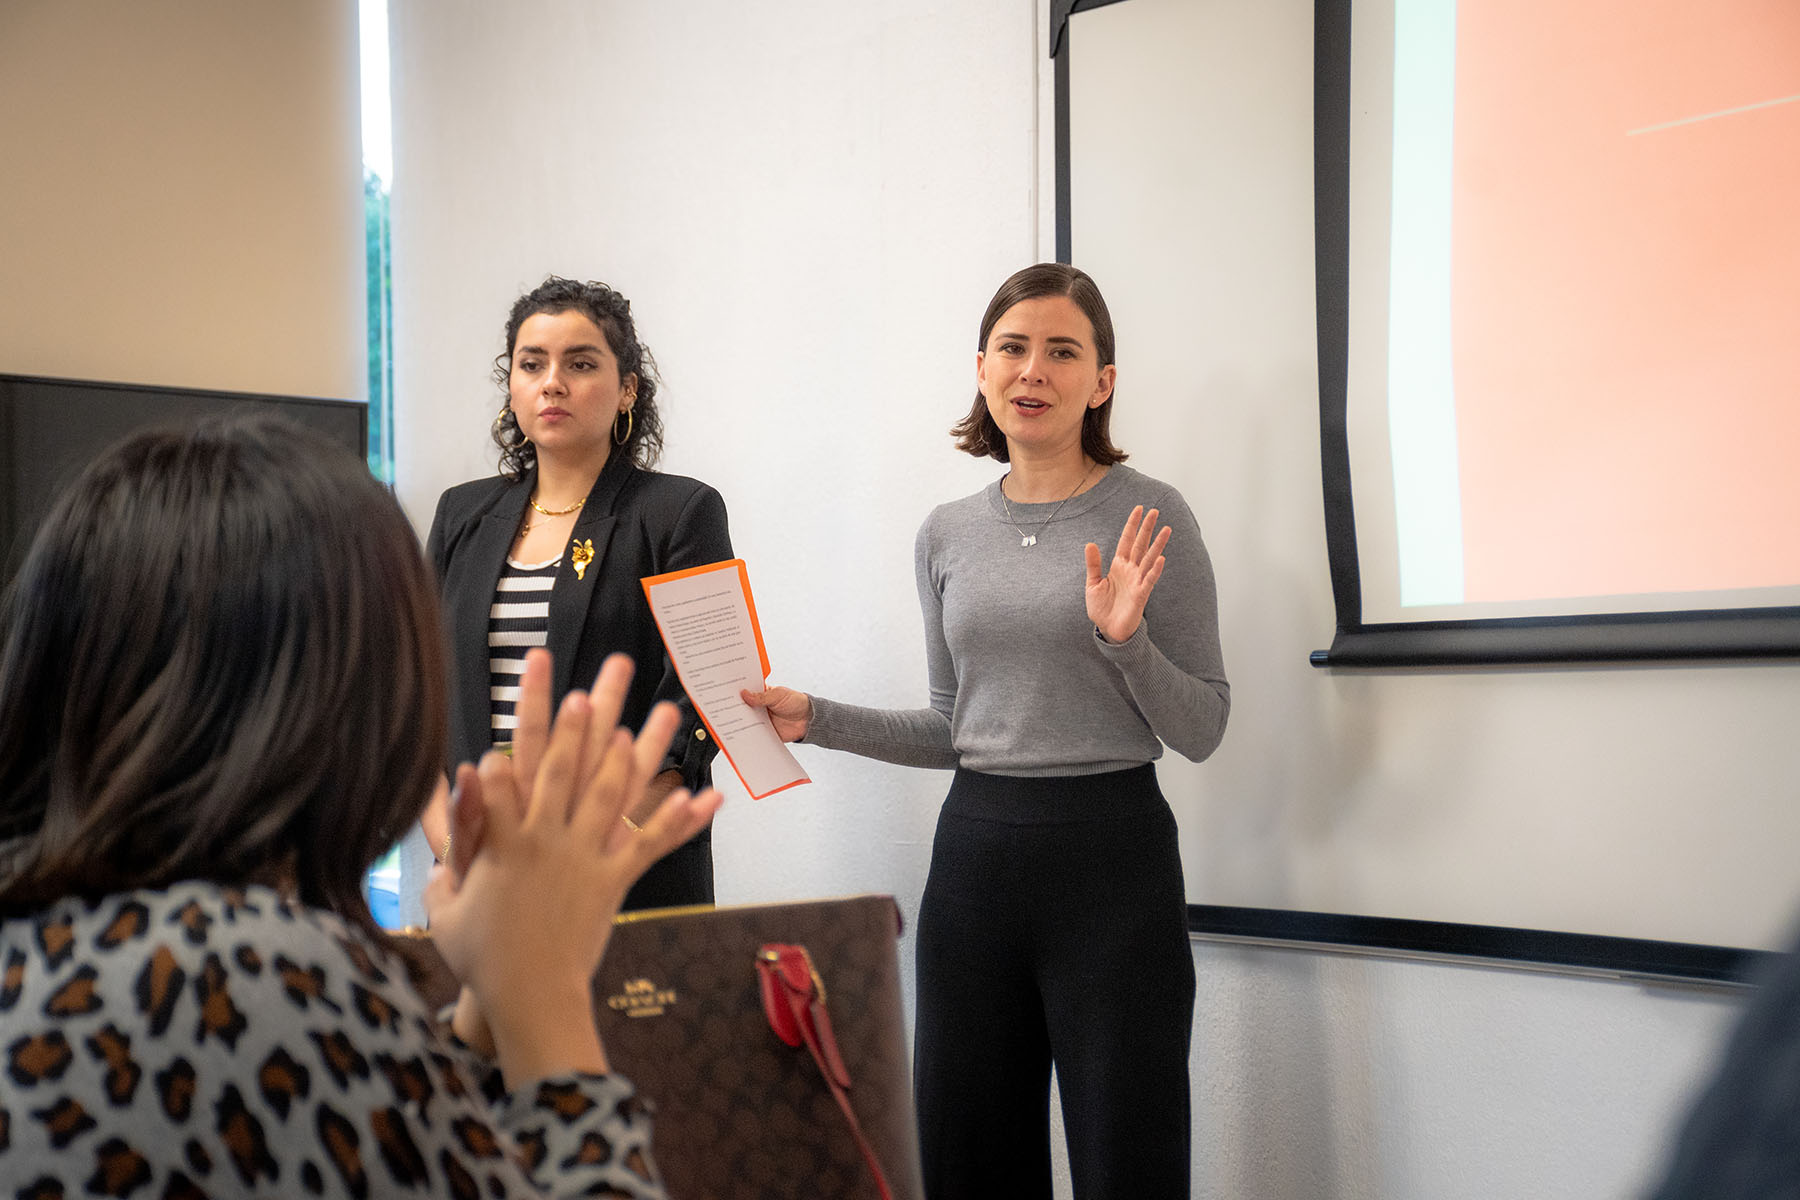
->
xmin=365 ymin=169 xmax=395 ymax=483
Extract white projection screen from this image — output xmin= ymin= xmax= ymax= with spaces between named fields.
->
xmin=1065 ymin=0 xmax=1800 ymax=667
xmin=1056 ymin=0 xmax=1800 ymax=971
xmin=1324 ymin=0 xmax=1800 ymax=664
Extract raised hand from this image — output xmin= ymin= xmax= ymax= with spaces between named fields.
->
xmin=740 ymin=684 xmax=814 ymax=743
xmin=434 ymin=647 xmax=550 ymax=1058
xmin=423 ymin=648 xmax=555 ymax=876
xmin=426 ymin=652 xmax=722 ymax=1087
xmin=1085 ymin=505 xmax=1172 ymax=644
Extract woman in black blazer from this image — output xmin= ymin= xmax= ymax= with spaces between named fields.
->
xmin=422 ymin=276 xmax=732 ymax=909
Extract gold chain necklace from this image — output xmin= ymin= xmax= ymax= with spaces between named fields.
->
xmin=519 ymin=494 xmax=586 ymax=537
xmin=529 ymin=495 xmax=586 ymax=517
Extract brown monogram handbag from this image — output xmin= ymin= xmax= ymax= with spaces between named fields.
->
xmin=595 ymin=894 xmax=922 ymax=1200
xmin=393 ymin=895 xmax=922 ymax=1200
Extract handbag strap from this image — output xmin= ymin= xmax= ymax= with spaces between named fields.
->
xmin=757 ymin=943 xmax=895 ymax=1200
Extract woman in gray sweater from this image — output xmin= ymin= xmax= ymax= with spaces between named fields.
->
xmin=746 ymin=263 xmax=1230 ymax=1199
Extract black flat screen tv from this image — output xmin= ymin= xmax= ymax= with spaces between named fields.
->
xmin=1 ymin=373 xmax=368 ymax=581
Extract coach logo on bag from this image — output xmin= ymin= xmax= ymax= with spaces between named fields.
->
xmin=607 ymin=977 xmax=678 ymax=1018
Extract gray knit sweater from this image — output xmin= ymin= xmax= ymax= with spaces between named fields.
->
xmin=807 ymin=465 xmax=1229 ymax=777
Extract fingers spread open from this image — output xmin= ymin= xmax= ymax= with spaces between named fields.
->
xmin=576 ymin=654 xmax=637 ymax=786
xmin=1114 ymin=505 xmax=1144 ymax=561
xmin=568 ymin=727 xmax=636 ymax=844
xmin=1148 ymin=522 xmax=1173 ymax=562
xmin=633 ymin=702 xmax=681 ymax=785
xmin=509 ymin=648 xmax=553 ymax=799
xmin=587 ymin=653 xmax=636 ymax=734
xmin=636 ymin=787 xmax=724 ymax=865
xmin=530 ymin=689 xmax=592 ymax=827
xmin=474 ymin=748 xmax=525 ymax=849
xmin=1085 ymin=541 xmax=1104 ymax=585
xmin=448 ymin=762 xmax=486 ymax=878
xmin=1132 ymin=508 xmax=1162 ymax=560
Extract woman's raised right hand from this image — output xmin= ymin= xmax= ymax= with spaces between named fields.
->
xmin=740 ymin=685 xmax=813 ymax=743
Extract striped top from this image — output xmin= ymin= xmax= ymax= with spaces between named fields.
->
xmin=488 ymin=553 xmax=560 ymax=745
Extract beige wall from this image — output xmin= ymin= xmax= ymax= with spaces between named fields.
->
xmin=0 ymin=0 xmax=365 ymax=400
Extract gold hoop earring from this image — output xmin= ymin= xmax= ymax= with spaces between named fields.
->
xmin=613 ymin=406 xmax=634 ymax=446
xmin=495 ymin=404 xmax=530 ymax=447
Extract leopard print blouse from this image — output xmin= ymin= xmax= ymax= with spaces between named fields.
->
xmin=0 ymin=882 xmax=667 ymax=1198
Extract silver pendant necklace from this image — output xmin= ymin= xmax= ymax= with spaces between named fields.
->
xmin=1000 ymin=463 xmax=1097 ymax=547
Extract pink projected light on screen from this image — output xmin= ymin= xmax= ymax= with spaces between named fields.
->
xmin=1451 ymin=0 xmax=1800 ymax=605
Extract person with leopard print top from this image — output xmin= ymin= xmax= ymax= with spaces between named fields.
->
xmin=0 ymin=417 xmax=722 ymax=1197
xmin=1 ymin=883 xmax=662 ymax=1197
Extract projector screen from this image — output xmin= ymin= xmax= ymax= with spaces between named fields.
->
xmin=1054 ymin=0 xmax=1800 ymax=965
xmin=1350 ymin=0 xmax=1800 ymax=615
xmin=1321 ymin=0 xmax=1800 ymax=662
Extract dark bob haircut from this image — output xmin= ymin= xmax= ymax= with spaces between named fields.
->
xmin=491 ymin=275 xmax=665 ymax=479
xmin=0 ymin=416 xmax=446 ymax=930
xmin=950 ymin=262 xmax=1128 ymax=466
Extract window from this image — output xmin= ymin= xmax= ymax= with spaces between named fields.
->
xmin=361 ymin=0 xmax=404 ymax=927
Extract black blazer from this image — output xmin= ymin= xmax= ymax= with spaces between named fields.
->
xmin=426 ymin=453 xmax=733 ymax=796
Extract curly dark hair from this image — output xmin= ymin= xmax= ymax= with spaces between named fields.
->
xmin=491 ymin=276 xmax=665 ymax=479
xmin=949 ymin=262 xmax=1127 ymax=466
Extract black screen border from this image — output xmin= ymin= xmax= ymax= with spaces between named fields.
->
xmin=1189 ymin=904 xmax=1771 ymax=987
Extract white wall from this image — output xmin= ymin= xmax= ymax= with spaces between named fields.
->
xmin=388 ymin=2 xmax=1767 ymax=1195
xmin=390 ymin=0 xmax=1044 ymax=927
xmin=1189 ymin=940 xmax=1741 ymax=1200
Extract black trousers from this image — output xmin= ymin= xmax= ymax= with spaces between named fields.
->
xmin=914 ymin=765 xmax=1195 ymax=1200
